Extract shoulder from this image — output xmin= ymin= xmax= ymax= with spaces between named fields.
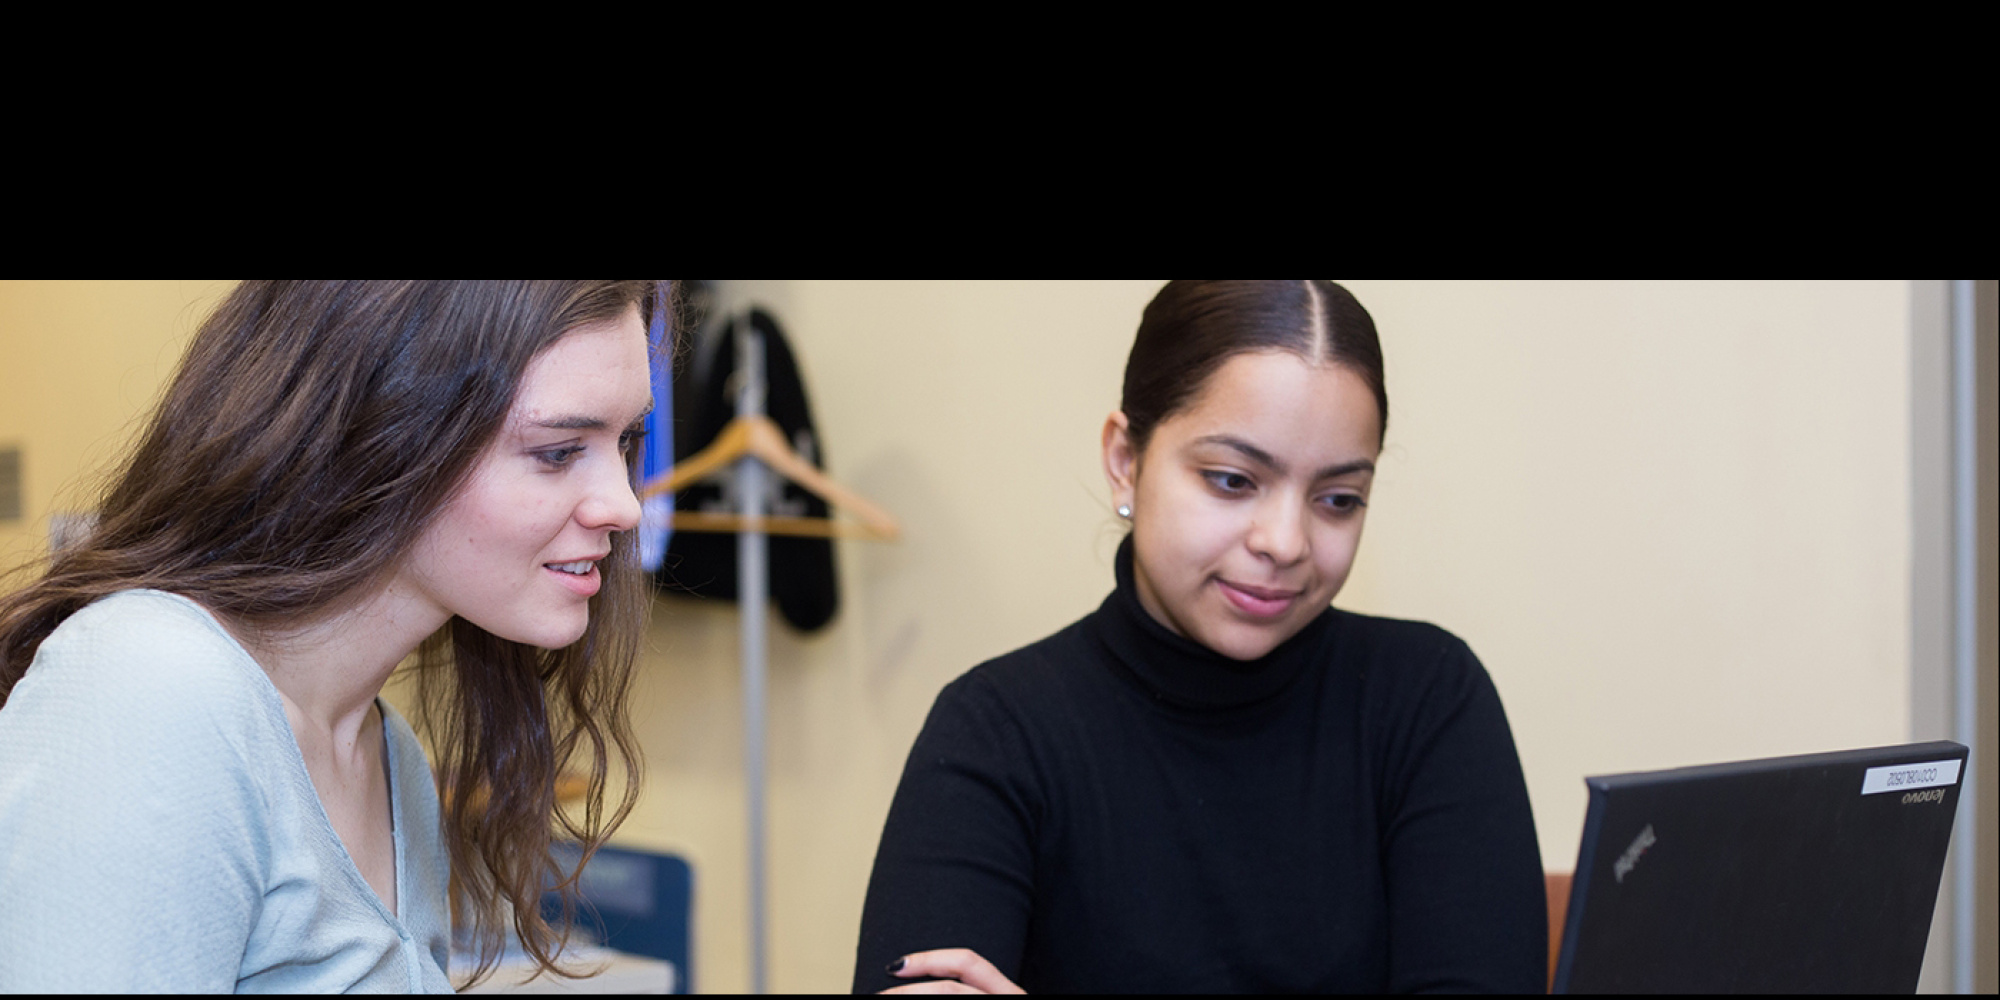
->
xmin=0 ymin=593 xmax=285 ymax=989
xmin=1323 ymin=607 xmax=1492 ymax=701
xmin=1320 ymin=609 xmax=1515 ymax=762
xmin=959 ymin=614 xmax=1103 ymax=693
xmin=899 ymin=616 xmax=1110 ymax=780
xmin=1322 ymin=609 xmax=1527 ymax=795
xmin=27 ymin=589 xmax=269 ymax=708
xmin=1325 ymin=607 xmax=1477 ymax=663
xmin=2 ymin=589 xmax=286 ymax=798
xmin=931 ymin=616 xmax=1104 ymax=724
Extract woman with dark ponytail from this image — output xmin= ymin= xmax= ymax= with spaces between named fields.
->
xmin=856 ymin=281 xmax=1545 ymax=993
xmin=0 ymin=281 xmax=665 ymax=991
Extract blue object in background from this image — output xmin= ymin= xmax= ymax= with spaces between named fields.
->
xmin=544 ymin=841 xmax=694 ymax=993
xmin=639 ymin=287 xmax=674 ymax=573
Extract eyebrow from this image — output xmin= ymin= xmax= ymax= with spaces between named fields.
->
xmin=527 ymin=402 xmax=655 ymax=432
xmin=532 ymin=415 xmax=611 ymax=431
xmin=1190 ymin=434 xmax=1375 ymax=481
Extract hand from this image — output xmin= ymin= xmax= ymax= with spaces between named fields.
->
xmin=881 ymin=949 xmax=1025 ymax=994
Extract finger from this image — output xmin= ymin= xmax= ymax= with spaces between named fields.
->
xmin=888 ymin=949 xmax=1025 ymax=995
xmin=880 ymin=981 xmax=988 ymax=994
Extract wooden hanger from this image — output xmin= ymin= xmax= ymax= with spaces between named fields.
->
xmin=641 ymin=413 xmax=900 ymax=541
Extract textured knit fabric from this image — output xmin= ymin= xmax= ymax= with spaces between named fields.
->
xmin=0 ymin=590 xmax=454 ymax=993
xmin=854 ymin=539 xmax=1545 ymax=993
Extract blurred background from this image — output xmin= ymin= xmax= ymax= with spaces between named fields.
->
xmin=1 ymin=279 xmax=1991 ymax=992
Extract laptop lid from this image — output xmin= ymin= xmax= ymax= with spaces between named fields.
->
xmin=1552 ymin=740 xmax=1967 ymax=993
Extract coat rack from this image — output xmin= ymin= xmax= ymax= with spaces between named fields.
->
xmin=641 ymin=314 xmax=898 ymax=993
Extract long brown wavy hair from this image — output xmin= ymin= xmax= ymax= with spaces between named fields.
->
xmin=0 ymin=280 xmax=666 ymax=987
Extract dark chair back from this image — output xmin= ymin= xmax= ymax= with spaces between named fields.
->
xmin=545 ymin=841 xmax=694 ymax=993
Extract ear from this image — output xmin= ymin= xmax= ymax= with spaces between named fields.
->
xmin=1102 ymin=411 xmax=1139 ymax=512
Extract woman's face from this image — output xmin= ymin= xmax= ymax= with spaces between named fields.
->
xmin=396 ymin=305 xmax=653 ymax=650
xmin=1104 ymin=350 xmax=1381 ymax=662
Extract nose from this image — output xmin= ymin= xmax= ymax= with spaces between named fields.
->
xmin=1246 ymin=497 xmax=1309 ymax=566
xmin=578 ymin=458 xmax=644 ymax=534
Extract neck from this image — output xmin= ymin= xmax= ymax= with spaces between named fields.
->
xmin=1096 ymin=535 xmax=1334 ymax=712
xmin=224 ymin=580 xmax=445 ymax=742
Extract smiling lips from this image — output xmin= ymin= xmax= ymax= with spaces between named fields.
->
xmin=1216 ymin=578 xmax=1301 ymax=619
xmin=545 ymin=557 xmax=604 ymax=597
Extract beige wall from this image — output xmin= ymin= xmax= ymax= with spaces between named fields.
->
xmin=1339 ymin=280 xmax=1913 ymax=852
xmin=0 ymin=281 xmax=233 ymax=571
xmin=0 ymin=280 xmax=1957 ymax=993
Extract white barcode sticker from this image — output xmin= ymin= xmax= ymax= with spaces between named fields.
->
xmin=1861 ymin=759 xmax=1961 ymax=795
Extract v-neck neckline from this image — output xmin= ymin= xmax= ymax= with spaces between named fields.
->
xmin=277 ymin=697 xmax=406 ymax=924
xmin=167 ymin=590 xmax=409 ymax=926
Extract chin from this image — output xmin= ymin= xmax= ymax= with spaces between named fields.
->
xmin=536 ymin=619 xmax=592 ymax=651
xmin=1199 ymin=626 xmax=1288 ymax=663
xmin=482 ymin=610 xmax=590 ymax=651
xmin=1200 ymin=603 xmax=1329 ymax=661
xmin=528 ymin=632 xmax=588 ymax=652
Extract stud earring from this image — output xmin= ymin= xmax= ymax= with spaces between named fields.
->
xmin=1117 ymin=504 xmax=1132 ymax=520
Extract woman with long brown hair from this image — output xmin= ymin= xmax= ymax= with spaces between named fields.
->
xmin=0 ymin=281 xmax=664 ymax=991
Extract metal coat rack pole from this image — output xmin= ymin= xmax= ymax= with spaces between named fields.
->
xmin=731 ymin=317 xmax=771 ymax=995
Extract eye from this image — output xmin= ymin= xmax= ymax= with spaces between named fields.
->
xmin=1319 ymin=492 xmax=1368 ymax=515
xmin=536 ymin=444 xmax=586 ymax=469
xmin=1202 ymin=470 xmax=1254 ymax=494
xmin=618 ymin=426 xmax=647 ymax=455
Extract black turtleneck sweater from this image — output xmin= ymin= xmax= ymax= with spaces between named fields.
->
xmin=853 ymin=541 xmax=1545 ymax=994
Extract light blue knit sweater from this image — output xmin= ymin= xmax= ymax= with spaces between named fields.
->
xmin=0 ymin=590 xmax=453 ymax=992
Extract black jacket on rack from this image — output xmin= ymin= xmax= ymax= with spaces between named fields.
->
xmin=655 ymin=307 xmax=840 ymax=632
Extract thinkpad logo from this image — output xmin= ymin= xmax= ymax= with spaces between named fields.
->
xmin=1613 ymin=824 xmax=1656 ymax=883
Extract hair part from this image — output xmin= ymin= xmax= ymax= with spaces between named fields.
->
xmin=0 ymin=280 xmax=668 ymax=988
xmin=1121 ymin=280 xmax=1387 ymax=455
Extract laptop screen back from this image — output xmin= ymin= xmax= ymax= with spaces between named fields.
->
xmin=1553 ymin=741 xmax=1966 ymax=993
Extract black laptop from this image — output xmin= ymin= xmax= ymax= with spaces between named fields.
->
xmin=1552 ymin=740 xmax=1967 ymax=993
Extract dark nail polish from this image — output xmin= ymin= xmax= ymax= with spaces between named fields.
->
xmin=887 ymin=958 xmax=906 ymax=974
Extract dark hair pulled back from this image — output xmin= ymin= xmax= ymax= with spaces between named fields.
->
xmin=1121 ymin=280 xmax=1386 ymax=453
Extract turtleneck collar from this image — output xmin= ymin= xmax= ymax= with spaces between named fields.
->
xmin=1090 ymin=535 xmax=1336 ymax=712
